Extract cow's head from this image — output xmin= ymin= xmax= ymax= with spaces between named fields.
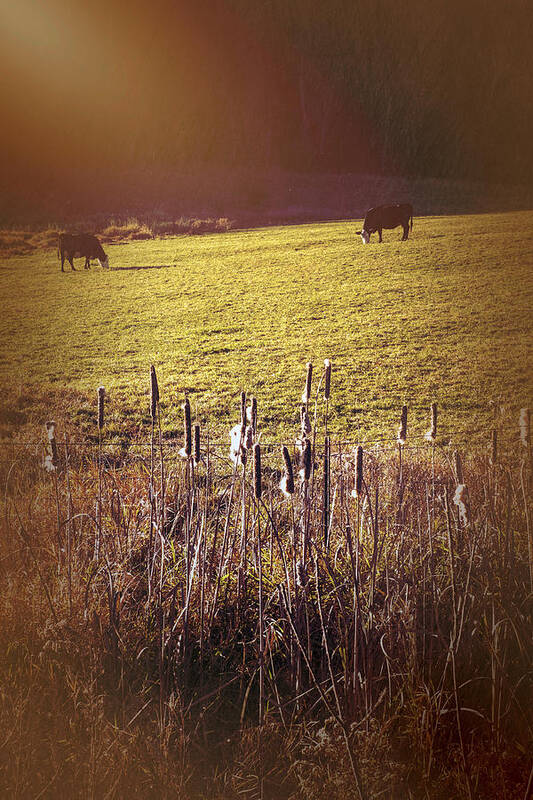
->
xmin=98 ymin=256 xmax=109 ymax=269
xmin=357 ymin=229 xmax=370 ymax=244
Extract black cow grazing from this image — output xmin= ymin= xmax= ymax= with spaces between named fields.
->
xmin=58 ymin=233 xmax=109 ymax=271
xmin=356 ymin=203 xmax=413 ymax=243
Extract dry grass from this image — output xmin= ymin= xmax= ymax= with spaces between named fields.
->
xmin=0 ymin=216 xmax=235 ymax=257
xmin=1 ymin=368 xmax=531 ymax=799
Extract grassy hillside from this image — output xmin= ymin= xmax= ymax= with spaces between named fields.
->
xmin=1 ymin=210 xmax=532 ymax=446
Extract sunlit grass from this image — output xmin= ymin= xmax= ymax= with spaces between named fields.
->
xmin=1 ymin=211 xmax=532 ymax=445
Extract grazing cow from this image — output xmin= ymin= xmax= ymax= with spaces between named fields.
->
xmin=58 ymin=233 xmax=109 ymax=271
xmin=356 ymin=203 xmax=413 ymax=243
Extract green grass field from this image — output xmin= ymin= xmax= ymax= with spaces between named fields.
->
xmin=1 ymin=210 xmax=532 ymax=446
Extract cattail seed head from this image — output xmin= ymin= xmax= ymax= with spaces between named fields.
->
xmin=193 ymin=424 xmax=201 ymax=463
xmin=300 ymin=405 xmax=311 ymax=437
xmin=301 ymin=438 xmax=312 ymax=482
xmin=398 ymin=404 xmax=407 ymax=444
xmin=296 ymin=559 xmax=309 ymax=588
xmin=302 ymin=362 xmax=313 ymax=404
xmin=425 ymin=402 xmax=437 ymax=441
xmin=97 ymin=386 xmax=105 ymax=430
xmin=244 ymin=425 xmax=254 ymax=450
xmin=519 ymin=407 xmax=530 ymax=448
xmin=45 ymin=421 xmax=58 ymax=466
xmin=324 ymin=359 xmax=331 ymax=400
xmin=453 ymin=483 xmax=469 ymax=526
xmin=43 ymin=454 xmax=56 ymax=473
xmin=45 ymin=421 xmax=56 ymax=442
xmin=352 ymin=445 xmax=363 ymax=498
xmin=280 ymin=445 xmax=295 ymax=496
xmin=183 ymin=397 xmax=192 ymax=456
xmin=247 ymin=395 xmax=258 ymax=435
xmin=229 ymin=423 xmax=242 ymax=465
xmin=253 ymin=443 xmax=262 ymax=500
xmin=150 ymin=365 xmax=159 ymax=419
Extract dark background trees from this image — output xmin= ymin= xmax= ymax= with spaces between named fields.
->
xmin=2 ymin=0 xmax=532 ymax=202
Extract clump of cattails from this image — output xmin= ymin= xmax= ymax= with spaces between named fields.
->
xmin=179 ymin=397 xmax=192 ymax=458
xmin=301 ymin=362 xmax=313 ymax=405
xmin=453 ymin=483 xmax=470 ymax=526
xmin=351 ymin=445 xmax=363 ymax=498
xmin=150 ymin=365 xmax=159 ymax=419
xmin=280 ymin=445 xmax=295 ymax=497
xmin=425 ymin=402 xmax=438 ymax=441
xmin=97 ymin=386 xmax=105 ymax=430
xmin=43 ymin=421 xmax=58 ymax=472
xmin=398 ymin=404 xmax=407 ymax=445
xmin=324 ymin=359 xmax=331 ymax=400
xmin=519 ymin=407 xmax=530 ymax=448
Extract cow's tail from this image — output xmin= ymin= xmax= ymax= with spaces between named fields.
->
xmin=410 ymin=210 xmax=414 ymax=231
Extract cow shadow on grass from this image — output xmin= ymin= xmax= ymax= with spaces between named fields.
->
xmin=110 ymin=264 xmax=176 ymax=272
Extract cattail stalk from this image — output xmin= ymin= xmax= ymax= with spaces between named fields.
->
xmin=398 ymin=404 xmax=407 ymax=485
xmin=302 ymin=361 xmax=313 ymax=405
xmin=323 ymin=436 xmax=330 ymax=550
xmin=254 ymin=443 xmax=262 ymax=502
xmin=253 ymin=443 xmax=264 ymax=740
xmin=324 ymin=359 xmax=331 ymax=436
xmin=64 ymin=433 xmax=73 ymax=613
xmin=148 ymin=365 xmax=159 ymax=601
xmin=301 ymin=438 xmax=312 ymax=562
xmin=240 ymin=391 xmax=246 ymax=429
xmin=45 ymin=422 xmax=62 ymax=558
xmin=183 ymin=397 xmax=192 ymax=457
xmin=97 ymin=386 xmax=105 ymax=430
xmin=324 ymin=359 xmax=331 ymax=400
xmin=519 ymin=407 xmax=530 ymax=449
xmin=455 ymin=451 xmax=464 ymax=484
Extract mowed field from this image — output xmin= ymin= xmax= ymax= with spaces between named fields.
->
xmin=1 ymin=210 xmax=532 ymax=446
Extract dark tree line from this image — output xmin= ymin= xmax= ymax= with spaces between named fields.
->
xmin=3 ymin=0 xmax=533 ymax=187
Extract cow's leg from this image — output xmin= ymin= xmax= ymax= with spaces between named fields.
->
xmin=69 ymin=256 xmax=76 ymax=270
xmin=378 ymin=227 xmax=383 ymax=243
xmin=61 ymin=253 xmax=65 ymax=272
xmin=84 ymin=257 xmax=90 ymax=269
xmin=402 ymin=225 xmax=409 ymax=240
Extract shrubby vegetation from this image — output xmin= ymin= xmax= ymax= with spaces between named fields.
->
xmin=1 ymin=369 xmax=531 ymax=799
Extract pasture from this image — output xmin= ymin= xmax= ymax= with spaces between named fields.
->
xmin=1 ymin=210 xmax=532 ymax=446
xmin=1 ymin=209 xmax=532 ymax=798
